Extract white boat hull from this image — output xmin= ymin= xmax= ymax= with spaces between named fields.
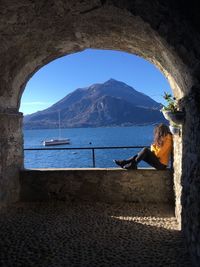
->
xmin=43 ymin=139 xmax=70 ymax=146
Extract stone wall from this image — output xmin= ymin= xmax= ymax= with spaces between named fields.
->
xmin=173 ymin=131 xmax=183 ymax=227
xmin=0 ymin=111 xmax=23 ymax=207
xmin=0 ymin=1 xmax=196 ymax=214
xmin=20 ymin=168 xmax=174 ymax=204
xmin=181 ymin=87 xmax=200 ymax=266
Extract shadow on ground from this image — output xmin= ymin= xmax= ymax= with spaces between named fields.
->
xmin=0 ymin=201 xmax=190 ymax=267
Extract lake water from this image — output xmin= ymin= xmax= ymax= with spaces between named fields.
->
xmin=24 ymin=126 xmax=155 ymax=168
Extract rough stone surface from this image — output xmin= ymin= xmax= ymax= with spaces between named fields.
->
xmin=173 ymin=132 xmax=183 ymax=227
xmin=0 ymin=201 xmax=191 ymax=267
xmin=181 ymin=87 xmax=200 ymax=266
xmin=20 ymin=168 xmax=174 ymax=204
xmin=0 ymin=112 xmax=23 ymax=207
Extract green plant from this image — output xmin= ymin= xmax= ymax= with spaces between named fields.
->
xmin=161 ymin=92 xmax=178 ymax=112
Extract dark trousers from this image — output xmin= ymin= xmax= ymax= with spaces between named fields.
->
xmin=127 ymin=147 xmax=167 ymax=170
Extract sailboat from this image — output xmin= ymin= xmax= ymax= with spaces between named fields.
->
xmin=42 ymin=110 xmax=70 ymax=146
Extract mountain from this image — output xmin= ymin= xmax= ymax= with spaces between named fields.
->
xmin=23 ymin=79 xmax=165 ymax=129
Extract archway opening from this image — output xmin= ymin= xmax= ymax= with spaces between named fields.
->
xmin=20 ymin=48 xmax=172 ymax=169
xmin=1 ymin=6 xmax=193 ymax=228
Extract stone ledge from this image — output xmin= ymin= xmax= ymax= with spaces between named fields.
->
xmin=20 ymin=168 xmax=174 ymax=204
xmin=21 ymin=167 xmax=172 ymax=174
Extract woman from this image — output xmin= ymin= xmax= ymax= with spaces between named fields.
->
xmin=114 ymin=123 xmax=173 ymax=170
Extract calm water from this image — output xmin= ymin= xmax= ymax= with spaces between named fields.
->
xmin=24 ymin=126 xmax=154 ymax=168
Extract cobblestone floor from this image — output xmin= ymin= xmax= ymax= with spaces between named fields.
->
xmin=0 ymin=201 xmax=191 ymax=267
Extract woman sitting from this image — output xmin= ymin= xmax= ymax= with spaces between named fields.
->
xmin=114 ymin=123 xmax=173 ymax=170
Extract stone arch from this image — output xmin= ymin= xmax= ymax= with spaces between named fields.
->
xmin=1 ymin=4 xmax=195 ymax=111
xmin=0 ymin=1 xmax=192 ymax=206
xmin=1 ymin=2 xmax=200 ymax=263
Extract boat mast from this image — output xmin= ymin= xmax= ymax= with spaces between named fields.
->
xmin=58 ymin=110 xmax=61 ymax=139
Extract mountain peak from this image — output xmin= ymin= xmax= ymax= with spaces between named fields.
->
xmin=106 ymin=78 xmax=117 ymax=82
xmin=104 ymin=78 xmax=120 ymax=84
xmin=24 ymin=80 xmax=165 ymax=129
xmin=103 ymin=79 xmax=133 ymax=89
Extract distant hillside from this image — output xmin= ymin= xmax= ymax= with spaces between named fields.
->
xmin=24 ymin=79 xmax=165 ymax=129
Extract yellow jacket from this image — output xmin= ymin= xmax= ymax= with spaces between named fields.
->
xmin=150 ymin=134 xmax=173 ymax=166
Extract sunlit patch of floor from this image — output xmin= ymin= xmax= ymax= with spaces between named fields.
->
xmin=0 ymin=202 xmax=190 ymax=267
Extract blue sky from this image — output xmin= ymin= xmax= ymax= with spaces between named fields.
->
xmin=20 ymin=49 xmax=171 ymax=115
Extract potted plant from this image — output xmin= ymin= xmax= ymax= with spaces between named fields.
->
xmin=161 ymin=92 xmax=185 ymax=125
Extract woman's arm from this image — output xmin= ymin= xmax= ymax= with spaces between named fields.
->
xmin=150 ymin=144 xmax=156 ymax=152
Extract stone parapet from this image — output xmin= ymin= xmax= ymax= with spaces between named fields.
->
xmin=20 ymin=168 xmax=174 ymax=205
